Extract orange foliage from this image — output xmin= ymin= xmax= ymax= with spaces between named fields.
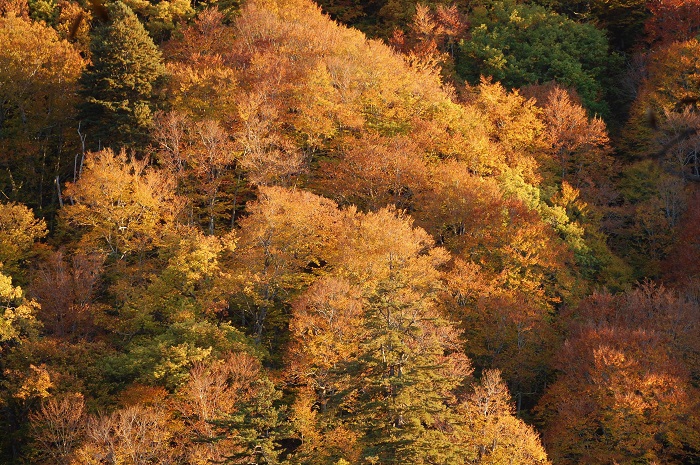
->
xmin=461 ymin=370 xmax=550 ymax=464
xmin=539 ymin=285 xmax=700 ymax=464
xmin=61 ymin=149 xmax=182 ymax=258
xmin=318 ymin=133 xmax=429 ymax=211
xmin=537 ymin=86 xmax=612 ymax=195
xmin=624 ymin=39 xmax=700 ymax=158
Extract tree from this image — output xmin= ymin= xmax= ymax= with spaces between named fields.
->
xmin=153 ymin=111 xmax=238 ymax=234
xmin=175 ymin=352 xmax=284 ymax=465
xmin=537 ymin=286 xmax=700 ymax=464
xmin=414 ymin=160 xmax=579 ymax=405
xmin=533 ymin=85 xmax=611 ymax=190
xmin=662 ymin=189 xmax=700 ymax=284
xmin=0 ymin=202 xmax=47 ymax=281
xmin=462 ymin=370 xmax=550 ymax=464
xmin=389 ymin=3 xmax=467 ymax=73
xmin=0 ymin=14 xmax=84 ymax=212
xmin=72 ymin=404 xmax=182 ymax=465
xmin=465 ymin=79 xmax=545 ymax=183
xmin=0 ymin=269 xmax=39 ymax=351
xmin=78 ymin=1 xmax=166 ymax=150
xmin=457 ymin=0 xmax=618 ymax=116
xmin=622 ymin=39 xmax=700 ymax=160
xmin=645 ymin=0 xmax=700 ymax=46
xmin=534 ymin=0 xmax=648 ymax=51
xmin=121 ymin=0 xmax=194 ymax=42
xmin=61 ymin=148 xmax=182 ymax=259
xmin=162 ymin=9 xmax=238 ymax=121
xmin=28 ymin=393 xmax=86 ymax=465
xmin=318 ymin=133 xmax=429 ymax=212
xmin=229 ymin=186 xmax=343 ymax=346
xmin=287 ymin=201 xmax=475 ymax=464
xmin=0 ymin=201 xmax=46 ymax=462
xmin=99 ymin=228 xmax=249 ymax=390
xmin=30 ymin=250 xmax=103 ymax=338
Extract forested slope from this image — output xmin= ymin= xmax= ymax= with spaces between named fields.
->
xmin=1 ymin=0 xmax=700 ymax=463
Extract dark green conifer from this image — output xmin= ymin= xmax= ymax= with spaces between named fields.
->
xmin=78 ymin=1 xmax=166 ymax=150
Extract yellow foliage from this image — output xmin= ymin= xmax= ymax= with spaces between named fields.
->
xmin=62 ymin=149 xmax=183 ymax=257
xmin=0 ymin=269 xmax=39 ymax=346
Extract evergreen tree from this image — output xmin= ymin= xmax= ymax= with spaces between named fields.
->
xmin=353 ymin=276 xmax=470 ymax=464
xmin=78 ymin=1 xmax=165 ymax=150
xmin=457 ymin=0 xmax=619 ymax=117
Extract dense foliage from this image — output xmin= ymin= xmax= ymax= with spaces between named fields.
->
xmin=1 ymin=0 xmax=700 ymax=463
xmin=456 ymin=0 xmax=618 ymax=116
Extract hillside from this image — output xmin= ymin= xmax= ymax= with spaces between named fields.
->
xmin=1 ymin=0 xmax=700 ymax=463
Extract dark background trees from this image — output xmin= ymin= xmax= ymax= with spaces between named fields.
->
xmin=77 ymin=1 xmax=165 ymax=151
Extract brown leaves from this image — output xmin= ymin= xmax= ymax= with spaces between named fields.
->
xmin=29 ymin=393 xmax=86 ymax=465
xmin=538 ymin=86 xmax=611 ymax=190
xmin=538 ymin=285 xmax=700 ymax=464
xmin=72 ymin=404 xmax=181 ymax=465
xmin=318 ymin=134 xmax=429 ymax=212
xmin=30 ymin=250 xmax=103 ymax=338
xmin=645 ymin=0 xmax=700 ymax=46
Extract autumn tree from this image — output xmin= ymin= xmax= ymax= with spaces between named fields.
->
xmin=72 ymin=404 xmax=181 ymax=464
xmin=645 ymin=0 xmax=700 ymax=46
xmin=97 ymin=228 xmax=252 ymax=391
xmin=413 ymin=159 xmax=582 ymax=405
xmin=623 ymin=39 xmax=700 ymax=161
xmin=0 ymin=14 xmax=84 ymax=212
xmin=153 ymin=111 xmax=239 ymax=233
xmin=462 ymin=370 xmax=550 ymax=464
xmin=662 ymin=188 xmax=700 ymax=284
xmin=389 ymin=3 xmax=467 ymax=73
xmin=30 ymin=250 xmax=103 ymax=338
xmin=175 ymin=352 xmax=284 ymax=464
xmin=0 ymin=269 xmax=39 ymax=353
xmin=532 ymin=85 xmax=612 ymax=190
xmin=228 ymin=186 xmax=343 ymax=346
xmin=0 ymin=201 xmax=43 ymax=344
xmin=78 ymin=1 xmax=166 ymax=150
xmin=613 ymin=40 xmax=700 ymax=276
xmin=0 ymin=202 xmax=47 ymax=282
xmin=0 ymin=267 xmax=44 ymax=462
xmin=61 ymin=148 xmax=182 ymax=259
xmin=28 ymin=393 xmax=86 ymax=465
xmin=161 ymin=8 xmax=238 ymax=122
xmin=318 ymin=133 xmax=429 ymax=212
xmin=287 ymin=196 xmax=476 ymax=464
xmin=538 ymin=285 xmax=700 ymax=464
xmin=465 ymin=79 xmax=545 ymax=182
xmin=120 ymin=0 xmax=194 ymax=41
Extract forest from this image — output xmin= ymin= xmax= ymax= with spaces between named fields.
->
xmin=1 ymin=0 xmax=700 ymax=462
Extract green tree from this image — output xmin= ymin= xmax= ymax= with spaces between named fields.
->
xmin=457 ymin=0 xmax=618 ymax=116
xmin=78 ymin=1 xmax=166 ymax=150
